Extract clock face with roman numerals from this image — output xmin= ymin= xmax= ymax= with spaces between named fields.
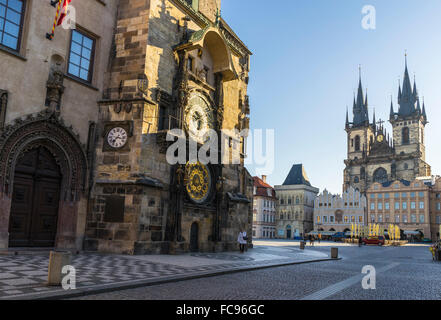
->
xmin=184 ymin=93 xmax=215 ymax=143
xmin=107 ymin=127 xmax=128 ymax=149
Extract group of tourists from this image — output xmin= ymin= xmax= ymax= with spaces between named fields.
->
xmin=304 ymin=233 xmax=322 ymax=246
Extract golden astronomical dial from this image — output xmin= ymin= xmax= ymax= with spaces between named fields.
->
xmin=185 ymin=162 xmax=212 ymax=204
xmin=377 ymin=134 xmax=384 ymax=143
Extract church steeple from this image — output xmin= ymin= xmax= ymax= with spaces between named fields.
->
xmin=422 ymin=99 xmax=428 ymax=123
xmin=398 ymin=54 xmax=417 ymax=117
xmin=416 ymin=97 xmax=421 ymax=114
xmin=413 ymin=76 xmax=418 ymax=98
xmin=389 ymin=97 xmax=395 ymax=120
xmin=351 ymin=68 xmax=369 ymax=127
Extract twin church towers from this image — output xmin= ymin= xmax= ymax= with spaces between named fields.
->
xmin=344 ymin=57 xmax=431 ymax=194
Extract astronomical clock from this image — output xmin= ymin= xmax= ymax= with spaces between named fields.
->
xmin=185 ymin=161 xmax=212 ymax=204
xmin=184 ymin=92 xmax=216 ymax=144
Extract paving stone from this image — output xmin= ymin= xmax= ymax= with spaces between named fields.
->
xmin=0 ymin=243 xmax=328 ymax=299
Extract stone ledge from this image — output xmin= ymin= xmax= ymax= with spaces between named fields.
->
xmin=95 ymin=178 xmax=163 ymax=189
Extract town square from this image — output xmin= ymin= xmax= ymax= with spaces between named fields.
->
xmin=0 ymin=0 xmax=441 ymax=310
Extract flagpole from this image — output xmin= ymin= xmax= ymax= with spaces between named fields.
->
xmin=46 ymin=0 xmax=63 ymax=40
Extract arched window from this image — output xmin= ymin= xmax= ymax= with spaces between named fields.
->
xmin=296 ymin=196 xmax=300 ymax=204
xmin=355 ymin=135 xmax=361 ymax=151
xmin=373 ymin=167 xmax=388 ymax=184
xmin=402 ymin=127 xmax=410 ymax=144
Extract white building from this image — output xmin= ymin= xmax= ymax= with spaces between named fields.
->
xmin=314 ymin=187 xmax=367 ymax=233
xmin=252 ymin=176 xmax=277 ymax=239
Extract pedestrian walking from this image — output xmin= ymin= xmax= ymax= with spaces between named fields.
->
xmin=318 ymin=233 xmax=322 ymax=244
xmin=358 ymin=236 xmax=362 ymax=247
xmin=243 ymin=230 xmax=248 ymax=252
xmin=238 ymin=230 xmax=247 ymax=253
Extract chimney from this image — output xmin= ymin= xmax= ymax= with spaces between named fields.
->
xmin=262 ymin=175 xmax=267 ymax=183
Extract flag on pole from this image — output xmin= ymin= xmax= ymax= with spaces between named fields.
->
xmin=57 ymin=0 xmax=72 ymax=26
xmin=47 ymin=0 xmax=72 ymax=40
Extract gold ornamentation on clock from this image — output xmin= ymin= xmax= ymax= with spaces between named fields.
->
xmin=185 ymin=162 xmax=212 ymax=204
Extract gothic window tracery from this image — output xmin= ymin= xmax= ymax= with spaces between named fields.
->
xmin=402 ymin=127 xmax=410 ymax=144
xmin=373 ymin=167 xmax=388 ymax=184
xmin=355 ymin=135 xmax=361 ymax=151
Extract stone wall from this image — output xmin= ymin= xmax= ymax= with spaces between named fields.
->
xmin=86 ymin=0 xmax=252 ymax=254
xmin=0 ymin=0 xmax=117 ymax=144
xmin=198 ymin=0 xmax=221 ymax=22
xmin=0 ymin=1 xmax=117 ymax=250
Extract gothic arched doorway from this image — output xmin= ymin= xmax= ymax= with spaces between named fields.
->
xmin=9 ymin=147 xmax=61 ymax=247
xmin=190 ymin=222 xmax=199 ymax=252
xmin=0 ymin=113 xmax=88 ymax=250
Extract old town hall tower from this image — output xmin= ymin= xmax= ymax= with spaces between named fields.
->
xmin=344 ymin=58 xmax=431 ymax=194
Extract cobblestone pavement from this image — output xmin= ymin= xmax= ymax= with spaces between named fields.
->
xmin=0 ymin=244 xmax=328 ymax=299
xmin=73 ymin=241 xmax=441 ymax=300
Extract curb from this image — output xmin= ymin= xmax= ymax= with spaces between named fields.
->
xmin=3 ymin=257 xmax=341 ymax=300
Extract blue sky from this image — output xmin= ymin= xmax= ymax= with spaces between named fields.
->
xmin=222 ymin=0 xmax=441 ymax=194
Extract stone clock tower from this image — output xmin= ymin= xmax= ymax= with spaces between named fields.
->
xmin=85 ymin=0 xmax=253 ymax=254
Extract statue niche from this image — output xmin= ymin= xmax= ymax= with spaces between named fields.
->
xmin=45 ymin=55 xmax=66 ymax=114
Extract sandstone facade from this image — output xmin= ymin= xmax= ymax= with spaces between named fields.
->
xmin=0 ymin=0 xmax=253 ymax=254
xmin=275 ymin=165 xmax=319 ymax=238
xmin=85 ymin=0 xmax=253 ymax=254
xmin=0 ymin=0 xmax=117 ymax=250
xmin=366 ymin=179 xmax=433 ymax=240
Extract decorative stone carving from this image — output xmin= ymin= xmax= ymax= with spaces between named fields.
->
xmin=113 ymin=103 xmax=122 ymax=113
xmin=0 ymin=111 xmax=88 ymax=200
xmin=0 ymin=90 xmax=7 ymax=131
xmin=46 ymin=56 xmax=66 ymax=114
xmin=137 ymin=75 xmax=149 ymax=97
xmin=214 ymin=73 xmax=224 ymax=130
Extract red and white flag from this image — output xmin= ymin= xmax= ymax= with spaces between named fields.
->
xmin=47 ymin=0 xmax=73 ymax=40
xmin=57 ymin=0 xmax=72 ymax=26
